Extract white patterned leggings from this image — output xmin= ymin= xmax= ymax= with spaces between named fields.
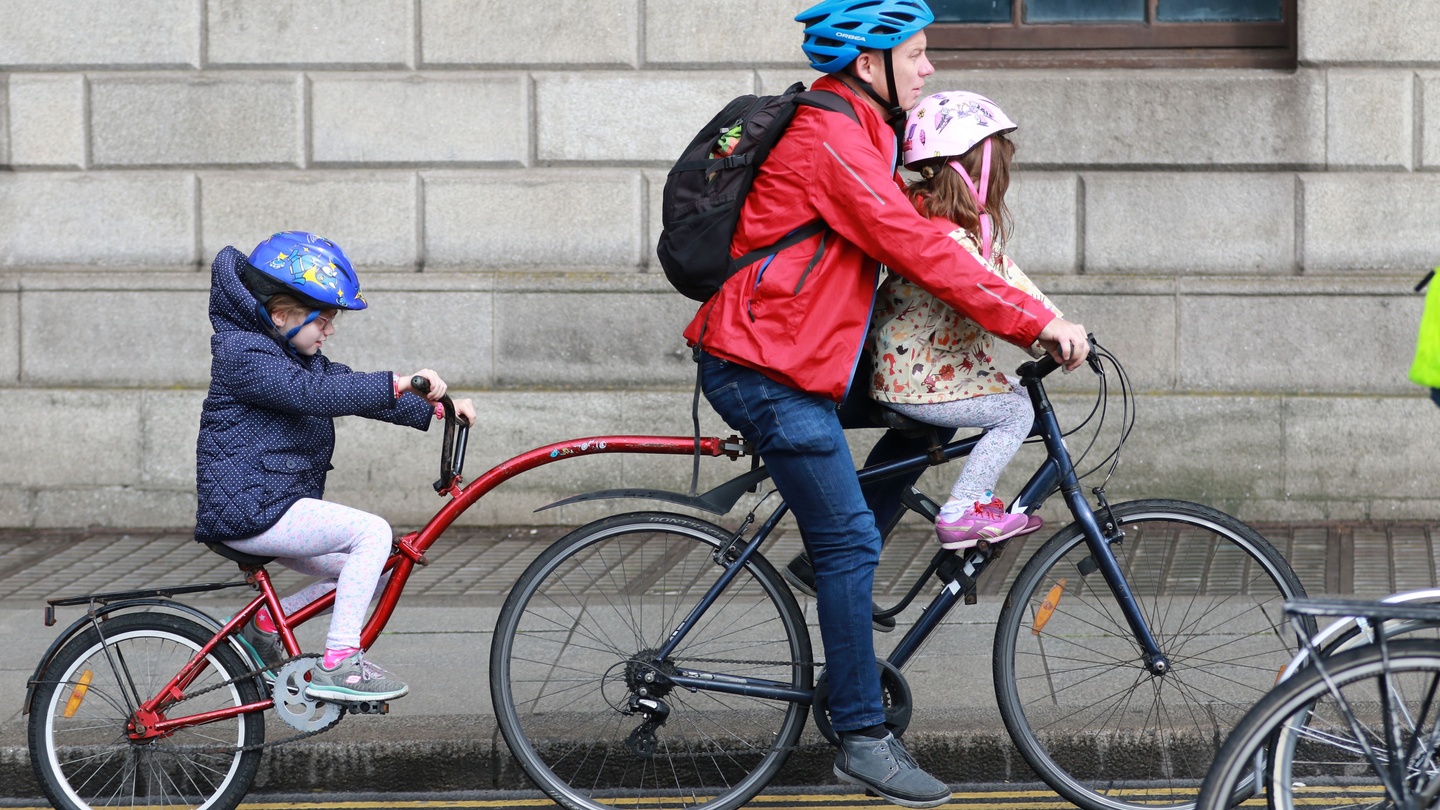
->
xmin=222 ymin=498 xmax=392 ymax=650
xmin=885 ymin=389 xmax=1035 ymax=506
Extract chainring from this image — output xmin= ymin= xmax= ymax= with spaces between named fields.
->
xmin=274 ymin=658 xmax=343 ymax=732
xmin=812 ymin=658 xmax=913 ymax=745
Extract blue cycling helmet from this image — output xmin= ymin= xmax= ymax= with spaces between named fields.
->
xmin=243 ymin=231 xmax=367 ymax=312
xmin=796 ymin=0 xmax=936 ymax=73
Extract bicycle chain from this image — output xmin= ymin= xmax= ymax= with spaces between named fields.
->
xmin=163 ymin=654 xmax=833 ymax=757
xmin=628 ymin=655 xmax=839 ymax=757
xmin=146 ymin=653 xmax=345 ymax=754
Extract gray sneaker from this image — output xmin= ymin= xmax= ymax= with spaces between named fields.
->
xmin=304 ymin=653 xmax=409 ymax=702
xmin=237 ymin=619 xmax=285 ymax=672
xmin=834 ymin=732 xmax=951 ymax=808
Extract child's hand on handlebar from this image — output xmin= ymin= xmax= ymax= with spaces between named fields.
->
xmin=400 ymin=369 xmax=447 ymax=400
xmin=1037 ymin=318 xmax=1090 ymax=371
xmin=451 ymin=398 xmax=476 ymax=427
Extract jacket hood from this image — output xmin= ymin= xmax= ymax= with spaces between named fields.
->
xmin=210 ymin=246 xmax=287 ymax=343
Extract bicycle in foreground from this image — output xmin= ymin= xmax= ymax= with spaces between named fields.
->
xmin=489 ymin=339 xmax=1313 ymax=810
xmin=1197 ymin=597 xmax=1440 ymax=810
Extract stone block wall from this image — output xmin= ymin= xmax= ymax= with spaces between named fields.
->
xmin=1 ymin=0 xmax=1436 ymax=529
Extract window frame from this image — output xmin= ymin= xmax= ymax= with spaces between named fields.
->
xmin=925 ymin=0 xmax=1297 ymax=69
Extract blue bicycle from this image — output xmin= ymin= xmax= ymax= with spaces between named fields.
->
xmin=490 ymin=340 xmax=1312 ymax=810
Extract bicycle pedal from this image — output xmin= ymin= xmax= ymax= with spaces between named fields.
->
xmin=344 ymin=700 xmax=390 ymax=715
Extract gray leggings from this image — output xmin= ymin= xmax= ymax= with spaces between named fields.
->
xmin=885 ymin=389 xmax=1034 ymax=506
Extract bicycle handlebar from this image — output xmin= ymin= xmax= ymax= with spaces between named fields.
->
xmin=1019 ymin=333 xmax=1099 ymax=381
xmin=410 ymin=375 xmax=469 ymax=495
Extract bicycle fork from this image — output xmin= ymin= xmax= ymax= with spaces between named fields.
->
xmin=1019 ymin=378 xmax=1171 ymax=675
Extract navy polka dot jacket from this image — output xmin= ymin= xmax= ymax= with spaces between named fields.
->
xmin=194 ymin=246 xmax=433 ymax=544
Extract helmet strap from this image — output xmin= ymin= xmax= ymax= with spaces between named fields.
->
xmin=284 ymin=309 xmax=322 ymax=343
xmin=256 ymin=301 xmax=321 ymax=358
xmin=948 ymin=138 xmax=994 ymax=263
xmin=847 ymin=49 xmax=905 ymax=126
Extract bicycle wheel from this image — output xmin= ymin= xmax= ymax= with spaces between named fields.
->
xmin=994 ymin=498 xmax=1310 ymax=810
xmin=28 ymin=611 xmax=265 ymax=810
xmin=491 ymin=512 xmax=812 ymax=810
xmin=1201 ymin=639 xmax=1440 ymax=810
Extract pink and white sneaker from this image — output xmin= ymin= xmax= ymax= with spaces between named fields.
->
xmin=936 ymin=497 xmax=1041 ymax=550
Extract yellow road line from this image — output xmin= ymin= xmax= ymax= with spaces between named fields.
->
xmin=0 ymin=786 xmax=1387 ymax=810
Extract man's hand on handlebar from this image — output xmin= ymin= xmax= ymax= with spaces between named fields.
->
xmin=1037 ymin=317 xmax=1090 ymax=372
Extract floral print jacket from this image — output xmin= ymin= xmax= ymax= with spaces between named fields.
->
xmin=869 ymin=222 xmax=1060 ymax=404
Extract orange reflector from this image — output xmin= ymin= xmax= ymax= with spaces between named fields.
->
xmin=63 ymin=670 xmax=94 ymax=718
xmin=1032 ymin=579 xmax=1067 ymax=635
xmin=1275 ymin=663 xmax=1287 ymax=684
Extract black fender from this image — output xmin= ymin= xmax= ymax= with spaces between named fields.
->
xmin=537 ymin=466 xmax=773 ymax=516
xmin=24 ymin=598 xmax=249 ymax=715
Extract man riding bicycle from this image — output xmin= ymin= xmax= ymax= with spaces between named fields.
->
xmin=683 ymin=1 xmax=1090 ymax=805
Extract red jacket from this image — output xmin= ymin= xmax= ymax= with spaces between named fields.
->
xmin=683 ymin=75 xmax=1057 ymax=402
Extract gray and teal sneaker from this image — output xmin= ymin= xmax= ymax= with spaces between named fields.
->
xmin=236 ymin=618 xmax=285 ymax=673
xmin=303 ymin=653 xmax=409 ymax=702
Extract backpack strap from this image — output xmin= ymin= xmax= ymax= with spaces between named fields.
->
xmin=795 ymin=89 xmax=861 ymax=124
xmin=726 ymin=221 xmax=828 ymax=272
xmin=724 ymin=89 xmax=862 ymax=274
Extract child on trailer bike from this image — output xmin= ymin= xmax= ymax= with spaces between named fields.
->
xmin=684 ymin=1 xmax=1089 ymax=806
xmin=870 ymin=90 xmax=1062 ymax=549
xmin=194 ymin=230 xmax=476 ymax=703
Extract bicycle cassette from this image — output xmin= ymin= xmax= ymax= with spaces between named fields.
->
xmin=274 ymin=658 xmax=343 ymax=733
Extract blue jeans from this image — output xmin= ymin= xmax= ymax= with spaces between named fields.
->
xmin=699 ymin=352 xmax=887 ymax=732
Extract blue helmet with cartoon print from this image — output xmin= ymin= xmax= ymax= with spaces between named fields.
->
xmin=243 ymin=231 xmax=368 ymax=312
xmin=796 ymin=0 xmax=936 ymax=73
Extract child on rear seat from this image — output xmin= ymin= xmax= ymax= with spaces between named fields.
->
xmin=194 ymin=230 xmax=476 ymax=703
xmin=869 ymin=91 xmax=1063 ymax=550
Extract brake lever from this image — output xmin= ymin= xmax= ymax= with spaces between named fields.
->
xmin=1085 ymin=333 xmax=1103 ymax=375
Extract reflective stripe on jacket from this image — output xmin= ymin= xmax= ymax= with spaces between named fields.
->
xmin=683 ymin=75 xmax=1056 ymax=402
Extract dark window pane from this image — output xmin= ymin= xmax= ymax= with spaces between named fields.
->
xmin=930 ymin=0 xmax=1012 ymax=23
xmin=1025 ymin=0 xmax=1144 ymax=22
xmin=1157 ymin=0 xmax=1281 ymax=21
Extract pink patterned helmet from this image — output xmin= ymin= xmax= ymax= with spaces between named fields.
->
xmin=901 ymin=91 xmax=1016 ymax=170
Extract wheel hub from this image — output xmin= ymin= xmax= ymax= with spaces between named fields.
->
xmin=625 ymin=649 xmax=676 ymax=700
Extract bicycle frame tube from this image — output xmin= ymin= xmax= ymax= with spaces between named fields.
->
xmin=132 ymin=601 xmax=279 ymax=737
xmin=877 ymin=381 xmax=1166 ymax=672
xmin=260 ymin=436 xmax=740 ymax=650
xmin=1025 ymin=376 xmax=1168 ymax=671
xmin=653 ymin=500 xmax=817 ymax=704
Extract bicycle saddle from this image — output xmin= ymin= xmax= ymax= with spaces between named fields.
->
xmin=203 ymin=541 xmax=275 ymax=567
xmin=870 ymin=404 xmax=936 ymax=437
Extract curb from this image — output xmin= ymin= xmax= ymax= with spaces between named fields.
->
xmin=3 ymin=725 xmax=1227 ymax=798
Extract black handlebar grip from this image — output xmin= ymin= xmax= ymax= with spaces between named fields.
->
xmin=410 ymin=375 xmax=430 ymax=395
xmin=1032 ymin=353 xmax=1061 ymax=378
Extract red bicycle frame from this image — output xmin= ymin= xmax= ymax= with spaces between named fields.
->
xmin=132 ymin=434 xmax=740 ymax=737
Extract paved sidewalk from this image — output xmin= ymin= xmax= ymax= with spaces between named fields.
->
xmin=3 ymin=520 xmax=1438 ymax=796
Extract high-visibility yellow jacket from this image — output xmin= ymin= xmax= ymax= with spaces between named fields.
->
xmin=1411 ymin=270 xmax=1440 ymax=390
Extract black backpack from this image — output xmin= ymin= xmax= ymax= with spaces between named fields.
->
xmin=657 ymin=82 xmax=859 ymax=302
